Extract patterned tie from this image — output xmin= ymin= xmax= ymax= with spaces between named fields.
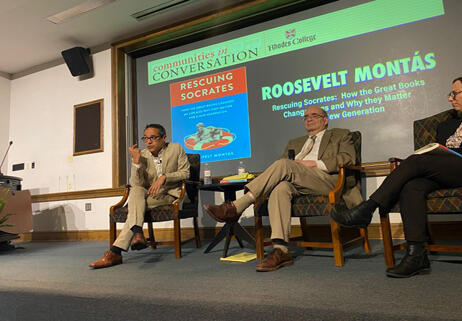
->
xmin=295 ymin=135 xmax=317 ymax=160
xmin=446 ymin=122 xmax=462 ymax=148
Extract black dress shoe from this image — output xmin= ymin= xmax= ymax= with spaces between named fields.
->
xmin=330 ymin=201 xmax=374 ymax=228
xmin=386 ymin=244 xmax=431 ymax=278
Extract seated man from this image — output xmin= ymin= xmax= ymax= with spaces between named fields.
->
xmin=204 ymin=105 xmax=362 ymax=272
xmin=332 ymin=77 xmax=462 ymax=278
xmin=89 ymin=124 xmax=190 ymax=269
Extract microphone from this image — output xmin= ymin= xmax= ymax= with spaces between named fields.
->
xmin=0 ymin=141 xmax=13 ymax=175
xmin=288 ymin=149 xmax=295 ymax=160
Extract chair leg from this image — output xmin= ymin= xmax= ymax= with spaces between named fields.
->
xmin=360 ymin=227 xmax=371 ymax=253
xmin=380 ymin=215 xmax=395 ymax=268
xmin=425 ymin=220 xmax=437 ymax=255
xmin=299 ymin=217 xmax=309 ymax=240
xmin=148 ymin=221 xmax=157 ymax=249
xmin=193 ymin=216 xmax=201 ymax=248
xmin=255 ymin=216 xmax=265 ymax=260
xmin=109 ymin=221 xmax=116 ymax=248
xmin=330 ymin=219 xmax=344 ymax=267
xmin=174 ymin=218 xmax=181 ymax=259
xmin=299 ymin=217 xmax=312 ymax=250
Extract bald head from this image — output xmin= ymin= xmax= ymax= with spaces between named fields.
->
xmin=303 ymin=106 xmax=328 ymax=136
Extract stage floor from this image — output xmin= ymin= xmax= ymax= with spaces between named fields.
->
xmin=1 ymin=240 xmax=461 ymax=321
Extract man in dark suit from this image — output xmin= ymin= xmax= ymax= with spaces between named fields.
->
xmin=204 ymin=105 xmax=362 ymax=271
xmin=332 ymin=77 xmax=462 ymax=278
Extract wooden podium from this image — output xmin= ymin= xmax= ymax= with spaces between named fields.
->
xmin=0 ymin=187 xmax=33 ymax=235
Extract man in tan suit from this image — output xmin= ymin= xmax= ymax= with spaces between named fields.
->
xmin=90 ymin=124 xmax=190 ymax=269
xmin=204 ymin=106 xmax=361 ymax=271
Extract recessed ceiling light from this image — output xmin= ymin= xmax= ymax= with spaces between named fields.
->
xmin=131 ymin=0 xmax=190 ymax=21
xmin=47 ymin=0 xmax=116 ymax=24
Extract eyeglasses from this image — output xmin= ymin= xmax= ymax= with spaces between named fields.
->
xmin=304 ymin=113 xmax=325 ymax=120
xmin=448 ymin=90 xmax=462 ymax=99
xmin=141 ymin=135 xmax=162 ymax=142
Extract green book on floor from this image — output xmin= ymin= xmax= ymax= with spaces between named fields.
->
xmin=220 ymin=252 xmax=257 ymax=262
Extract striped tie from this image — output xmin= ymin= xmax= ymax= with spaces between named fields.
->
xmin=295 ymin=136 xmax=316 ymax=160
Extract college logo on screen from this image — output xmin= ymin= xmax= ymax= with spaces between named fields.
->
xmin=285 ymin=29 xmax=296 ymax=39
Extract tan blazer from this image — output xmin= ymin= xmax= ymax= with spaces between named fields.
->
xmin=281 ymin=128 xmax=362 ymax=208
xmin=129 ymin=142 xmax=190 ymax=199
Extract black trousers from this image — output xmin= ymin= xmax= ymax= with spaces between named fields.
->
xmin=370 ymin=154 xmax=462 ymax=242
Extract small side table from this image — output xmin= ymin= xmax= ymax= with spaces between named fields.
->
xmin=200 ymin=182 xmax=255 ymax=257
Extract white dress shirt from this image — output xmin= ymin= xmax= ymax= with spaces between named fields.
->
xmin=295 ymin=129 xmax=328 ymax=172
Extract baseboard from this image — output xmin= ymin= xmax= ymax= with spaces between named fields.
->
xmin=16 ymin=222 xmax=462 ymax=242
xmin=15 ymin=223 xmax=394 ymax=242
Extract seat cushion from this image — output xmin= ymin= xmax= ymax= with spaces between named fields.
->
xmin=426 ymin=187 xmax=462 ymax=214
xmin=111 ymin=202 xmax=198 ymax=223
xmin=390 ymin=187 xmax=462 ymax=214
xmin=255 ymin=194 xmax=349 ymax=217
xmin=292 ymin=195 xmax=349 ymax=217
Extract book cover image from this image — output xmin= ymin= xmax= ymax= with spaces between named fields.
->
xmin=170 ymin=67 xmax=251 ymax=163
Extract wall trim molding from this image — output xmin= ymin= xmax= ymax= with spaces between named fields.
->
xmin=18 ymin=222 xmax=462 ymax=243
xmin=17 ymin=223 xmax=402 ymax=242
xmin=30 ymin=187 xmax=126 ymax=203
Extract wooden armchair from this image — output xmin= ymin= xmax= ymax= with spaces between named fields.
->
xmin=254 ymin=131 xmax=370 ymax=267
xmin=109 ymin=153 xmax=201 ymax=258
xmin=380 ymin=109 xmax=462 ymax=268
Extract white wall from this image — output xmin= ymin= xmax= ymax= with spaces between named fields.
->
xmin=9 ymin=50 xmax=113 ymax=232
xmin=9 ymin=50 xmax=112 ymax=193
xmin=0 ymin=76 xmax=11 ymax=174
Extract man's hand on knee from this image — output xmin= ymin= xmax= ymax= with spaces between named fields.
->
xmin=148 ymin=175 xmax=166 ymax=196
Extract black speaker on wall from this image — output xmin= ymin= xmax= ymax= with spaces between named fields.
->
xmin=61 ymin=47 xmax=91 ymax=76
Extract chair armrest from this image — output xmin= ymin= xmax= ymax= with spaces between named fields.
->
xmin=173 ymin=179 xmax=201 ymax=211
xmin=344 ymin=165 xmax=363 ymax=171
xmin=388 ymin=157 xmax=402 ymax=171
xmin=328 ymin=164 xmax=363 ymax=204
xmin=329 ymin=164 xmax=346 ymax=204
xmin=172 ymin=182 xmax=187 ymax=212
xmin=109 ymin=185 xmax=131 ymax=217
xmin=184 ymin=180 xmax=201 ymax=186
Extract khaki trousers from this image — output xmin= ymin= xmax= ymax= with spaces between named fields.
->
xmin=246 ymin=159 xmax=335 ymax=242
xmin=113 ymin=185 xmax=175 ymax=251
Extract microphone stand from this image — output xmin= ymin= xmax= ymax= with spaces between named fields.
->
xmin=0 ymin=141 xmax=13 ymax=176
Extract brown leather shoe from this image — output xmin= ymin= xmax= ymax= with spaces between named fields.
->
xmin=256 ymin=248 xmax=293 ymax=272
xmin=203 ymin=202 xmax=240 ymax=222
xmin=130 ymin=232 xmax=147 ymax=251
xmin=89 ymin=250 xmax=122 ymax=269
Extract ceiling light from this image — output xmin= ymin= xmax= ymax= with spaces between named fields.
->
xmin=131 ymin=0 xmax=190 ymax=21
xmin=47 ymin=0 xmax=116 ymax=24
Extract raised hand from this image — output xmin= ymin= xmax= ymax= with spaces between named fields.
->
xmin=129 ymin=144 xmax=141 ymax=164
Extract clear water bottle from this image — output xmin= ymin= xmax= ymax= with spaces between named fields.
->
xmin=203 ymin=163 xmax=212 ymax=185
xmin=238 ymin=160 xmax=246 ymax=175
